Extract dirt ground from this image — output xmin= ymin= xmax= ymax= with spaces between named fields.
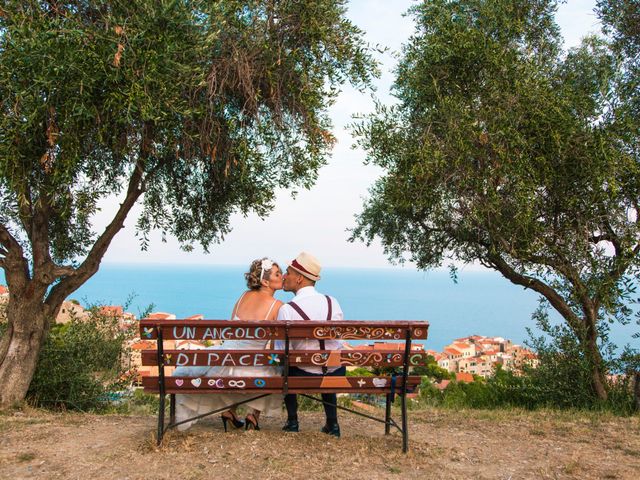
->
xmin=0 ymin=406 xmax=639 ymax=479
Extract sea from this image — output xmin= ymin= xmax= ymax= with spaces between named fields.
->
xmin=3 ymin=263 xmax=636 ymax=353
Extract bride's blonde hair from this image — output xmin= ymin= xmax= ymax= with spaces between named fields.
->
xmin=245 ymin=258 xmax=279 ymax=290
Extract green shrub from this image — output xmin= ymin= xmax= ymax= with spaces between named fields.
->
xmin=523 ymin=305 xmax=637 ymax=414
xmin=346 ymin=367 xmax=374 ymax=377
xmin=415 ymin=363 xmax=636 ymax=415
xmin=26 ymin=309 xmax=131 ymax=411
xmin=412 ymin=358 xmax=453 ymax=382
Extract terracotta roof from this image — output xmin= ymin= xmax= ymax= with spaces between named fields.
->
xmin=374 ymin=342 xmax=402 ymax=351
xmin=435 ymin=379 xmax=450 ymax=390
xmin=147 ymin=312 xmax=174 ymax=320
xmin=444 ymin=347 xmax=462 ymax=356
xmin=186 ymin=314 xmax=204 ymax=320
xmin=456 ymin=372 xmax=474 ymax=383
xmin=370 ymin=342 xmax=424 ymax=352
xmin=0 ymin=285 xmax=8 ymax=294
xmin=428 ymin=351 xmax=443 ymax=361
xmin=131 ymin=340 xmax=156 ymax=350
xmin=454 ymin=335 xmax=482 ymax=342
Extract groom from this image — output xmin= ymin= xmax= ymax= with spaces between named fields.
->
xmin=277 ymin=252 xmax=345 ymax=437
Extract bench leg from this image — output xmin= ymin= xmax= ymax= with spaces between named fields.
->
xmin=157 ymin=393 xmax=165 ymax=446
xmin=170 ymin=394 xmax=176 ymax=425
xmin=384 ymin=394 xmax=392 ymax=435
xmin=401 ymin=392 xmax=408 ymax=453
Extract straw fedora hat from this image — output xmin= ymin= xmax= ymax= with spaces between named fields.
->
xmin=288 ymin=252 xmax=321 ymax=281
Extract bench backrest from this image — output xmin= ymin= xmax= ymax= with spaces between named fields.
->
xmin=138 ymin=319 xmax=429 ymax=394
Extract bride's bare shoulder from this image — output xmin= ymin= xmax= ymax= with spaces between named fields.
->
xmin=269 ymin=299 xmax=284 ymax=319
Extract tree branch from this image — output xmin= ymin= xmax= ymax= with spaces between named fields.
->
xmin=0 ymin=223 xmax=30 ymax=291
xmin=602 ymin=242 xmax=640 ymax=298
xmin=45 ymin=159 xmax=146 ymax=307
xmin=592 ymin=207 xmax=622 ymax=255
xmin=51 ymin=265 xmax=77 ymax=278
xmin=489 ymin=229 xmax=596 ymax=319
xmin=486 ymin=251 xmax=585 ymax=333
xmin=0 ymin=224 xmax=22 ymax=254
xmin=30 ymin=188 xmax=56 ymax=284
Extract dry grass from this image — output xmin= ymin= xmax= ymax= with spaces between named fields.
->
xmin=0 ymin=406 xmax=638 ymax=479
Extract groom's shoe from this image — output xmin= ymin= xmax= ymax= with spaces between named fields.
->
xmin=282 ymin=420 xmax=299 ymax=432
xmin=321 ymin=423 xmax=340 ymax=438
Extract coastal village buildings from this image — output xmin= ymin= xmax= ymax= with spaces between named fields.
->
xmin=436 ymin=335 xmax=538 ymax=378
xmin=356 ymin=341 xmax=425 ymax=353
xmin=56 ymin=300 xmax=89 ymax=323
xmin=0 ymin=286 xmax=7 ymax=320
xmin=0 ymin=285 xmax=8 ymax=307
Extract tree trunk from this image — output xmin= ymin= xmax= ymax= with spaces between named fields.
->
xmin=634 ymin=371 xmax=640 ymax=412
xmin=487 ymin=253 xmax=610 ymax=402
xmin=584 ymin=313 xmax=608 ymax=401
xmin=0 ymin=298 xmax=55 ymax=407
xmin=589 ymin=357 xmax=608 ymax=401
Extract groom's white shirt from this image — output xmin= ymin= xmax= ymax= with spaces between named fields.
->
xmin=277 ymin=286 xmax=344 ymax=374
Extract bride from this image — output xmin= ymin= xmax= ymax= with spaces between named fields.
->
xmin=174 ymin=258 xmax=284 ymax=431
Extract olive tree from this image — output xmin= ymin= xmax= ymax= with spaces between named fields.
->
xmin=0 ymin=0 xmax=376 ymax=406
xmin=352 ymin=0 xmax=639 ymax=400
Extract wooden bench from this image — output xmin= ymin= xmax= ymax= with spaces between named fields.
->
xmin=138 ymin=319 xmax=429 ymax=452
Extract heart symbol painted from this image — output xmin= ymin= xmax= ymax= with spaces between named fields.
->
xmin=208 ymin=379 xmax=216 ymax=386
xmin=191 ymin=378 xmax=202 ymax=387
xmin=175 ymin=379 xmax=184 ymax=387
xmin=372 ymin=378 xmax=387 ymax=387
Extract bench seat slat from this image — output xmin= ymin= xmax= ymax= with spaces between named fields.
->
xmin=141 ymin=349 xmax=430 ymax=368
xmin=144 ymin=388 xmax=411 ymax=395
xmin=141 ymin=375 xmax=421 ymax=394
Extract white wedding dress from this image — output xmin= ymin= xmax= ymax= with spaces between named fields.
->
xmin=173 ymin=295 xmax=283 ymax=431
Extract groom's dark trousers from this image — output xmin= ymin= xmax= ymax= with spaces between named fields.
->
xmin=284 ymin=366 xmax=347 ymax=425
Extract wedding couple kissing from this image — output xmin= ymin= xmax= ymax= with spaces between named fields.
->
xmin=173 ymin=252 xmax=345 ymax=438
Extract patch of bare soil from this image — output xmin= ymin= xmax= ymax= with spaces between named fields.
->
xmin=0 ymin=406 xmax=638 ymax=479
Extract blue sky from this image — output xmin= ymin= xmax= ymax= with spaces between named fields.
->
xmin=96 ymin=0 xmax=601 ymax=269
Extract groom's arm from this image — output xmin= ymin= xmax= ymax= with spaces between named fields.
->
xmin=332 ymin=300 xmax=344 ymax=321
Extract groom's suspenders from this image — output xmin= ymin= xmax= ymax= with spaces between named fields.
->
xmin=288 ymin=295 xmax=332 ymax=375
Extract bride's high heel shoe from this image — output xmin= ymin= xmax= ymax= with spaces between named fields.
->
xmin=245 ymin=413 xmax=260 ymax=431
xmin=221 ymin=411 xmax=244 ymax=432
